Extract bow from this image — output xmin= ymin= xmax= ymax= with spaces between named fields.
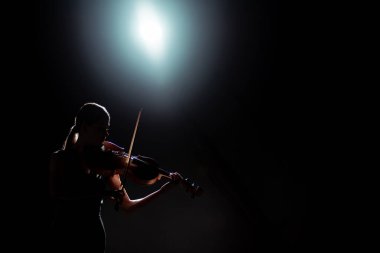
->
xmin=114 ymin=108 xmax=143 ymax=210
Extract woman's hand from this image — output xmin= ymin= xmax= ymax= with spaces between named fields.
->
xmin=103 ymin=141 xmax=125 ymax=152
xmin=160 ymin=172 xmax=183 ymax=191
xmin=169 ymin=172 xmax=183 ymax=183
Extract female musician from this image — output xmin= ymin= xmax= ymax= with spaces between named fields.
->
xmin=48 ymin=102 xmax=182 ymax=253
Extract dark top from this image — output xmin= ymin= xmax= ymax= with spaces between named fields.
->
xmin=49 ymin=149 xmax=111 ymax=253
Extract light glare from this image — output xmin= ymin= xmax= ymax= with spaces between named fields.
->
xmin=135 ymin=2 xmax=167 ymax=61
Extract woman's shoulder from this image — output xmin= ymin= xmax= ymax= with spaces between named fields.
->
xmin=51 ymin=149 xmax=64 ymax=156
xmin=50 ymin=149 xmax=80 ymax=168
xmin=50 ymin=149 xmax=73 ymax=161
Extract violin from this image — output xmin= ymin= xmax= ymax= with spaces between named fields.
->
xmin=102 ymin=140 xmax=203 ymax=198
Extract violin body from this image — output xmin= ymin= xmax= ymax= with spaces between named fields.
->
xmin=99 ymin=141 xmax=203 ymax=198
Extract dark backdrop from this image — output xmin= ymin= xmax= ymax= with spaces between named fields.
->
xmin=6 ymin=0 xmax=325 ymax=252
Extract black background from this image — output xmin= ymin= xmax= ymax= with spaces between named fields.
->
xmin=5 ymin=0 xmax=330 ymax=252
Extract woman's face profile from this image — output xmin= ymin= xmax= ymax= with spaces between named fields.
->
xmin=82 ymin=119 xmax=110 ymax=147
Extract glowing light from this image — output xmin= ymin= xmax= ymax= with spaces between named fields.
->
xmin=134 ymin=2 xmax=167 ymax=61
xmin=79 ymin=0 xmax=223 ymax=102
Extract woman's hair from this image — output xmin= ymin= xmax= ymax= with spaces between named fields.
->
xmin=62 ymin=102 xmax=110 ymax=150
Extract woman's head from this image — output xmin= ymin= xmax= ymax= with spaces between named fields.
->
xmin=63 ymin=102 xmax=110 ymax=150
xmin=75 ymin=102 xmax=110 ymax=129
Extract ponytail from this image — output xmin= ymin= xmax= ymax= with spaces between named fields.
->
xmin=62 ymin=125 xmax=78 ymax=150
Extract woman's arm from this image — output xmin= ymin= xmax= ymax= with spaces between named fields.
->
xmin=107 ymin=172 xmax=181 ymax=212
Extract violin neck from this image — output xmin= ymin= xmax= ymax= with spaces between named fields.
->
xmin=158 ymin=168 xmax=171 ymax=179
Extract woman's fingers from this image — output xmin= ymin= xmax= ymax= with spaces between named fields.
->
xmin=169 ymin=172 xmax=183 ymax=183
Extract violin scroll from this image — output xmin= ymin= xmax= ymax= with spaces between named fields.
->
xmin=182 ymin=177 xmax=203 ymax=198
